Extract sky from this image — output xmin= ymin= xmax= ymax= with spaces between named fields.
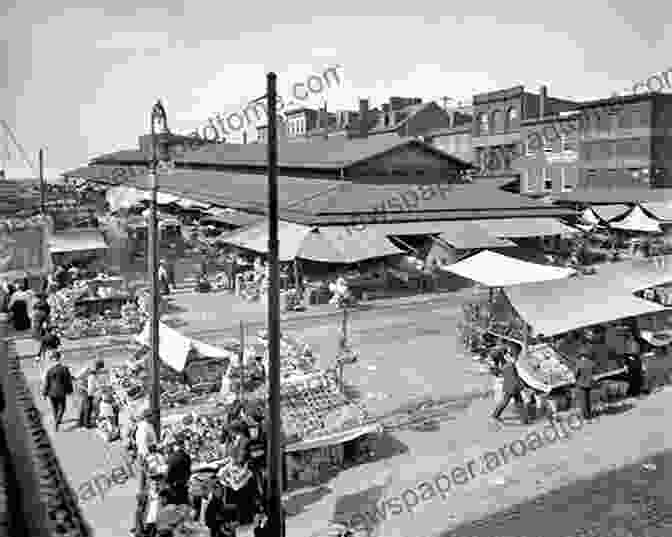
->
xmin=0 ymin=0 xmax=670 ymax=179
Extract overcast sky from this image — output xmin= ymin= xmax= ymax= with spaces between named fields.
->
xmin=0 ymin=0 xmax=670 ymax=178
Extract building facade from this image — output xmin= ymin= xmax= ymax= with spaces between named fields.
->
xmin=471 ymin=85 xmax=578 ymax=178
xmin=519 ymin=92 xmax=672 ymax=194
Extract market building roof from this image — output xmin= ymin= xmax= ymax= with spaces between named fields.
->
xmin=178 ymin=133 xmax=472 ymax=170
xmin=553 ymin=187 xmax=672 ymax=205
xmin=75 ymin=167 xmax=575 ymax=225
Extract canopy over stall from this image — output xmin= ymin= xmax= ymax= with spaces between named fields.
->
xmin=49 ymin=230 xmax=108 ymax=254
xmin=441 ymin=250 xmax=576 ymax=287
xmin=640 ymin=201 xmax=672 ymax=223
xmin=592 ymin=204 xmax=630 ymax=223
xmin=220 ymin=220 xmax=403 ymax=263
xmin=609 ymin=204 xmax=661 ymax=233
xmin=473 ymin=218 xmax=576 ymax=238
xmin=135 ymin=321 xmax=234 ymax=371
xmin=504 ymin=272 xmax=668 ymax=337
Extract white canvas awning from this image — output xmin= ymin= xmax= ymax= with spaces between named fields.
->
xmin=473 ymin=218 xmax=577 ymax=238
xmin=610 ymin=205 xmax=661 ymax=233
xmin=135 ymin=321 xmax=233 ymax=371
xmin=220 ymin=221 xmax=403 ymax=263
xmin=49 ymin=230 xmax=108 ymax=253
xmin=581 ymin=207 xmax=600 ymax=226
xmin=505 ymin=276 xmax=668 ymax=337
xmin=441 ymin=250 xmax=576 ymax=287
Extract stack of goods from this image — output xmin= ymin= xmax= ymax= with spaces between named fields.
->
xmin=48 ymin=283 xmax=146 ymax=338
xmin=287 ymin=444 xmax=344 ymax=484
xmin=279 ymin=373 xmax=367 ymax=444
xmin=110 ymin=349 xmax=228 ymax=409
xmin=216 ymin=457 xmax=253 ymax=491
xmin=160 ymin=414 xmax=229 ymax=466
xmin=256 ymin=330 xmax=317 ymax=378
xmin=517 ymin=344 xmax=575 ymax=392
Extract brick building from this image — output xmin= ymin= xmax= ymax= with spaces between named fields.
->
xmin=471 ymin=85 xmax=578 ymax=178
xmin=519 ymin=92 xmax=672 ymax=194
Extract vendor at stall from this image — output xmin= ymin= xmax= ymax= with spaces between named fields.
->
xmin=625 ymin=354 xmax=644 ymax=397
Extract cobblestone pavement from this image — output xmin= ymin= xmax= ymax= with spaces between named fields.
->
xmin=440 ymin=449 xmax=672 ymax=537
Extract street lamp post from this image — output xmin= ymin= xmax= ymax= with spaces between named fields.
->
xmin=148 ymin=100 xmax=168 ymax=436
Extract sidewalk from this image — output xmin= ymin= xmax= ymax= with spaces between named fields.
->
xmin=285 ymin=386 xmax=672 ymax=537
xmin=11 ymin=287 xmax=474 ymax=358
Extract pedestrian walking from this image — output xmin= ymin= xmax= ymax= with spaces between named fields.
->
xmin=42 ymin=351 xmax=73 ymax=432
xmin=491 ymin=352 xmax=529 ymax=424
xmin=574 ymin=353 xmax=595 ymax=420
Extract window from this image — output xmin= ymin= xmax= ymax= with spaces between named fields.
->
xmin=542 ymin=168 xmax=553 ymax=191
xmin=478 ymin=114 xmax=489 ymax=136
xmin=507 ymin=107 xmax=518 ymax=128
xmin=492 ymin=110 xmax=506 ymax=133
xmin=559 ymin=129 xmax=577 ymax=152
xmin=524 ymin=170 xmax=538 ymax=192
xmin=560 ymin=168 xmax=575 ymax=191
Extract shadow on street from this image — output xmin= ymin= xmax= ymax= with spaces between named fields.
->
xmin=439 ymin=448 xmax=672 ymax=537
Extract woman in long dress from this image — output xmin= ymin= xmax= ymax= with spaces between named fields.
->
xmin=8 ymin=280 xmax=32 ymax=331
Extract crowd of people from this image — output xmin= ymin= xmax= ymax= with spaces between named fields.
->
xmin=126 ymin=401 xmax=276 ymax=537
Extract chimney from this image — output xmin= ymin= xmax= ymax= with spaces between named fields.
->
xmin=539 ymin=85 xmax=548 ymax=118
xmin=359 ymin=99 xmax=369 ymax=138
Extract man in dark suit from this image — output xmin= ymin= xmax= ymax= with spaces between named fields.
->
xmin=165 ymin=434 xmax=191 ymax=506
xmin=42 ymin=351 xmax=73 ymax=431
xmin=492 ymin=353 xmax=529 ymax=424
xmin=575 ymin=353 xmax=595 ymax=419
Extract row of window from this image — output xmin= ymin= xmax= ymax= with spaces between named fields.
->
xmin=288 ymin=118 xmax=307 ymax=136
xmin=582 ymin=139 xmax=650 ymax=160
xmin=524 ymin=167 xmax=574 ymax=192
xmin=476 ymin=107 xmax=518 ymax=136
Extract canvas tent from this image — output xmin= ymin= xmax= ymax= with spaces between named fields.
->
xmin=135 ymin=321 xmax=233 ymax=371
xmin=504 ymin=273 xmax=668 ymax=337
xmin=221 ymin=220 xmax=403 ymax=263
xmin=609 ymin=204 xmax=661 ymax=233
xmin=441 ymin=250 xmax=576 ymax=287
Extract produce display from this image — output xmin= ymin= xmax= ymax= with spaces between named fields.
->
xmin=277 ymin=373 xmax=368 ymax=444
xmin=109 ymin=349 xmax=229 ymax=409
xmin=516 ymin=343 xmax=575 ymax=392
xmin=47 ymin=280 xmax=145 ymax=339
xmin=160 ymin=414 xmax=230 ymax=466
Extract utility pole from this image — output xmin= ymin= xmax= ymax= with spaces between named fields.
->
xmin=148 ymin=100 xmax=167 ymax=437
xmin=39 ymin=149 xmax=45 ymax=214
xmin=266 ymin=72 xmax=284 ymax=537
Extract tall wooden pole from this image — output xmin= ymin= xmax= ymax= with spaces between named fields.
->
xmin=266 ymin=72 xmax=284 ymax=537
xmin=238 ymin=320 xmax=245 ymax=402
xmin=148 ymin=103 xmax=162 ymax=437
xmin=39 ymin=149 xmax=45 ymax=214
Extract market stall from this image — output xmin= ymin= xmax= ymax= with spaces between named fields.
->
xmin=48 ymin=277 xmax=143 ymax=338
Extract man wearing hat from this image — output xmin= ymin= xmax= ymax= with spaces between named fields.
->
xmin=575 ymin=352 xmax=596 ymax=420
xmin=165 ymin=433 xmax=192 ymax=506
xmin=42 ymin=351 xmax=73 ymax=432
xmin=491 ymin=351 xmax=529 ymax=425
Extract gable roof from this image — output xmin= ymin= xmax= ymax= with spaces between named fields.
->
xmin=177 ymin=133 xmax=472 ymax=170
xmin=368 ymin=101 xmax=451 ymax=135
